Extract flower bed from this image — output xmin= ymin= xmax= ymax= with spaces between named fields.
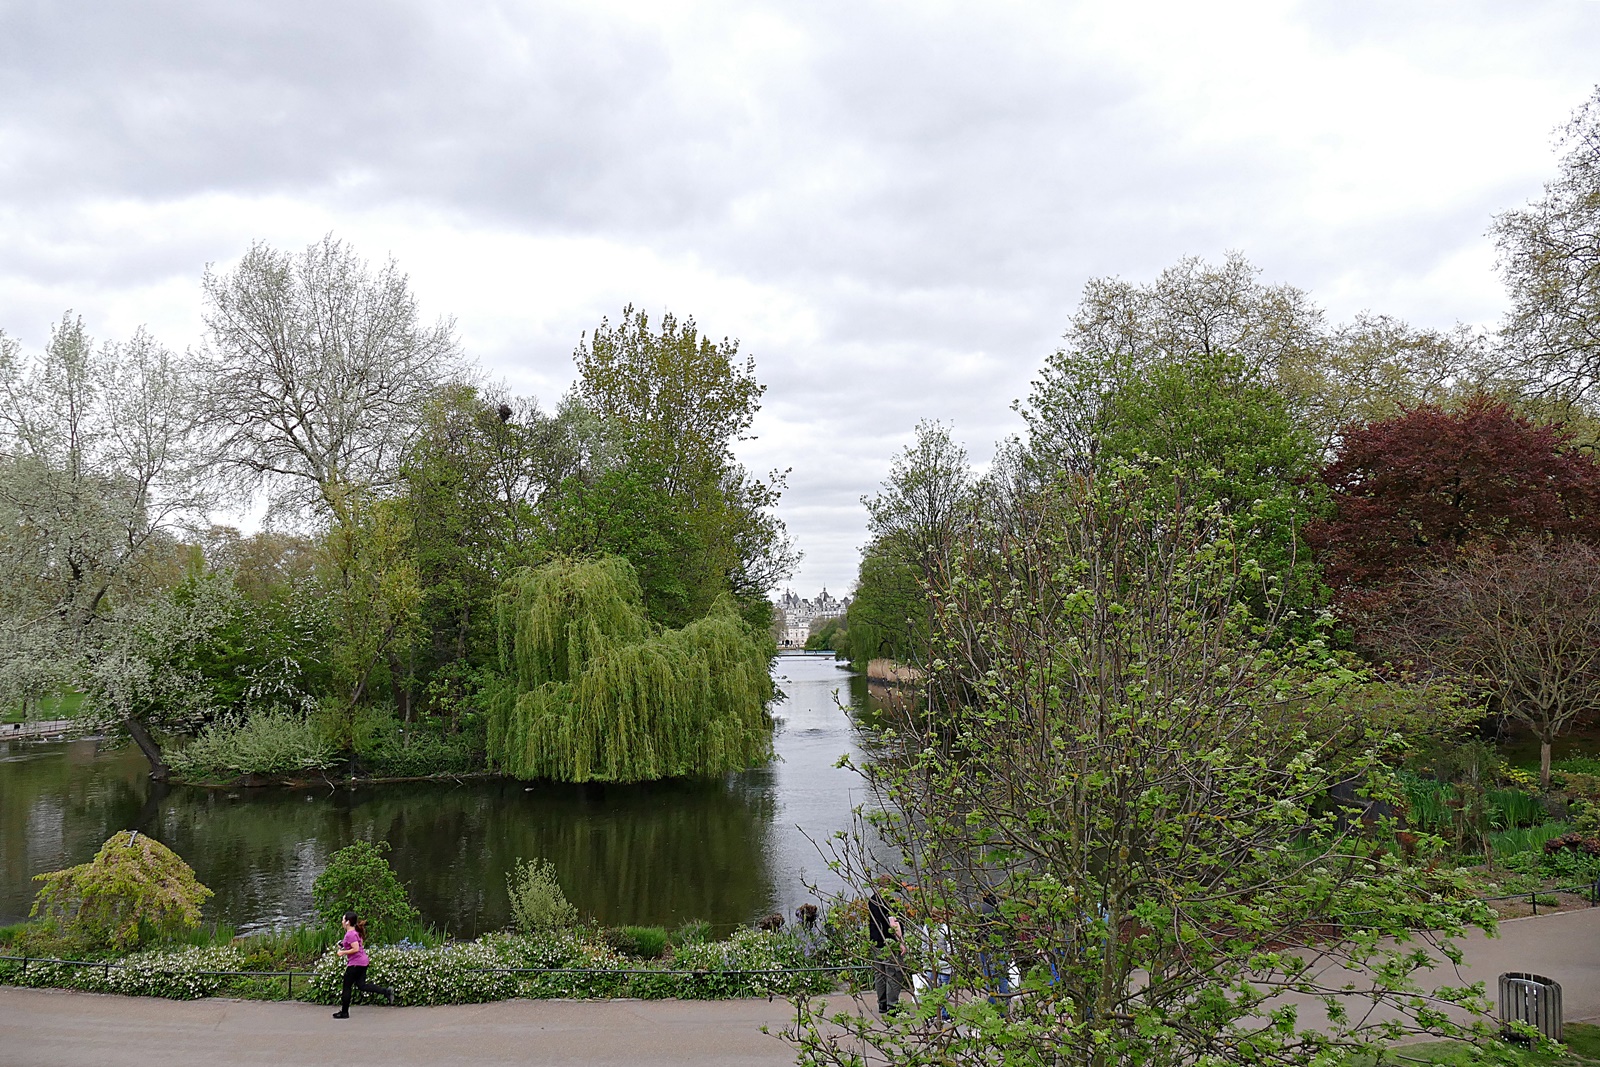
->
xmin=1 ymin=946 xmax=254 ymax=1000
xmin=1 ymin=928 xmax=859 ymax=1005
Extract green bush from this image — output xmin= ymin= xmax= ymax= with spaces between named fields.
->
xmin=1553 ymin=756 xmax=1600 ymax=776
xmin=670 ymin=919 xmax=712 ymax=947
xmin=353 ymin=709 xmax=481 ymax=778
xmin=311 ymin=841 xmax=421 ymax=944
xmin=29 ymin=832 xmax=213 ymax=952
xmin=234 ymin=926 xmax=335 ymax=970
xmin=1573 ymin=799 xmax=1600 ymax=836
xmin=506 ymin=858 xmax=578 ymax=934
xmin=609 ymin=925 xmax=669 ymax=960
xmin=166 ymin=711 xmax=336 ymax=780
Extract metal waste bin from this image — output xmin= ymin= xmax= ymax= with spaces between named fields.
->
xmin=1499 ymin=972 xmax=1562 ymax=1041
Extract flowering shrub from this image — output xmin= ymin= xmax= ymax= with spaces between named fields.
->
xmin=300 ymin=928 xmax=847 ymax=1005
xmin=2 ymin=946 xmax=249 ymax=1000
xmin=307 ymin=940 xmax=520 ymax=1005
xmin=3 ymin=927 xmax=862 ymax=1005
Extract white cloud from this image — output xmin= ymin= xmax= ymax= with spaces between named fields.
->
xmin=1 ymin=0 xmax=1597 ymax=592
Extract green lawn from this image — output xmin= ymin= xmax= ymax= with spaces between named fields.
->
xmin=2 ymin=690 xmax=85 ymax=724
xmin=1362 ymin=1024 xmax=1600 ymax=1065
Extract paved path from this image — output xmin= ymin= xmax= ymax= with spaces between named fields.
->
xmin=4 ymin=909 xmax=1599 ymax=1067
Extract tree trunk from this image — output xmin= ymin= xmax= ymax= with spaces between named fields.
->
xmin=125 ymin=715 xmax=170 ymax=781
xmin=387 ymin=649 xmax=411 ymax=723
xmin=1541 ymin=738 xmax=1553 ymax=792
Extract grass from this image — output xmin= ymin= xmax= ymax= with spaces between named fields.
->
xmin=1554 ymin=757 xmax=1600 ymax=777
xmin=609 ymin=925 xmax=670 ymax=959
xmin=3 ymin=690 xmax=86 ymax=724
xmin=1491 ymin=823 xmax=1573 ymax=862
xmin=1347 ymin=1024 xmax=1600 ymax=1065
xmin=1491 ymin=788 xmax=1547 ymax=830
xmin=232 ymin=926 xmax=337 ymax=969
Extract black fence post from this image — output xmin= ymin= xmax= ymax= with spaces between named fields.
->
xmin=1531 ymin=891 xmax=1539 ymax=916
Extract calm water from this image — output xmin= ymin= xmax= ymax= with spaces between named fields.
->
xmin=0 ymin=654 xmax=878 ymax=936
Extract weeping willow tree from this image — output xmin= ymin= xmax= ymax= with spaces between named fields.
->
xmin=487 ymin=556 xmax=775 ymax=782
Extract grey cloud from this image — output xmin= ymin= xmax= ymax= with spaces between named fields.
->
xmin=3 ymin=0 xmax=1599 ymax=590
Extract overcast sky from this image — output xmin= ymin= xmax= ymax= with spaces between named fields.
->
xmin=2 ymin=1 xmax=1598 ymax=595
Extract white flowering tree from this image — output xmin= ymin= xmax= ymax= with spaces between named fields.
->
xmin=0 ymin=317 xmax=218 ymax=776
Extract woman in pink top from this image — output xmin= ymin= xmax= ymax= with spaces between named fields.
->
xmin=332 ymin=910 xmax=394 ymax=1018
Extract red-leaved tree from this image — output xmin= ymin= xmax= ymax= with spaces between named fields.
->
xmin=1307 ymin=396 xmax=1600 ymax=616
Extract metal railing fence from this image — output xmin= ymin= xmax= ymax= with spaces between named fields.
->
xmin=0 ymin=953 xmax=871 ymax=1002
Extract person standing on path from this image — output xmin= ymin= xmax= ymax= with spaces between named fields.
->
xmin=867 ymin=889 xmax=906 ymax=1015
xmin=333 ymin=910 xmax=394 ymax=1019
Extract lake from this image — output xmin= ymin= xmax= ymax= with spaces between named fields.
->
xmin=0 ymin=654 xmax=879 ymax=937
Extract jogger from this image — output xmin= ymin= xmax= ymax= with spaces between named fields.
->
xmin=332 ymin=910 xmax=393 ymax=1019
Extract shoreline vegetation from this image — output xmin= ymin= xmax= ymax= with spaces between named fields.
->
xmin=863 ymin=658 xmax=921 ymax=687
xmin=0 ymin=833 xmax=856 ymax=1004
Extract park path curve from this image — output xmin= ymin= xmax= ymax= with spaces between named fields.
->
xmin=4 ymin=907 xmax=1600 ymax=1067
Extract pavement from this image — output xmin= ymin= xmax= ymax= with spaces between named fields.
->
xmin=3 ymin=908 xmax=1599 ymax=1067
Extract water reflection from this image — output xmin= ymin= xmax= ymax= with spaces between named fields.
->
xmin=0 ymin=654 xmax=877 ymax=936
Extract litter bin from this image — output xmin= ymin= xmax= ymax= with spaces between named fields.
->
xmin=1499 ymin=972 xmax=1561 ymax=1041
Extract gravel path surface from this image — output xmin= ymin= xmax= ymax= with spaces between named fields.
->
xmin=4 ymin=908 xmax=1598 ymax=1067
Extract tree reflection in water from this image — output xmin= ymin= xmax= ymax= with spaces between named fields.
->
xmin=1 ymin=657 xmax=875 ymax=936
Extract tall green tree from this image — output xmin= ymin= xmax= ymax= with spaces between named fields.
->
xmin=844 ymin=420 xmax=973 ymax=668
xmin=840 ymin=534 xmax=924 ymax=666
xmin=396 ymin=385 xmax=555 ymax=716
xmin=789 ymin=469 xmax=1499 ymax=1067
xmin=1028 ymin=337 xmax=1325 ymax=622
xmin=554 ymin=306 xmax=796 ymax=627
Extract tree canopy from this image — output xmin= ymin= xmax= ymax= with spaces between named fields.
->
xmin=487 ymin=555 xmax=774 ymax=783
xmin=1494 ymin=86 xmax=1600 ymax=408
xmin=1307 ymin=396 xmax=1600 ymax=615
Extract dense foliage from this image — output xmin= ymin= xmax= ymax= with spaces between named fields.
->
xmin=506 ymin=858 xmax=579 ymax=934
xmin=29 ymin=832 xmax=213 ymax=951
xmin=1309 ymin=396 xmax=1600 ymax=615
xmin=310 ymin=841 xmax=423 ymax=945
xmin=792 ymin=469 xmax=1501 ymax=1067
xmin=0 ymin=925 xmax=848 ymax=1004
xmin=487 ymin=556 xmax=774 ymax=782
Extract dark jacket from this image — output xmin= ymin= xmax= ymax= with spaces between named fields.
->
xmin=868 ymin=893 xmax=899 ymax=947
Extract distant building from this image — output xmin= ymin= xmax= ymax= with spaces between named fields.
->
xmin=775 ymin=587 xmax=851 ymax=647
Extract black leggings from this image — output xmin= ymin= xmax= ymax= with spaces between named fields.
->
xmin=341 ymin=965 xmax=392 ymax=1009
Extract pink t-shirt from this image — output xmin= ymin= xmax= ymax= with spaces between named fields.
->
xmin=342 ymin=928 xmax=369 ymax=967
